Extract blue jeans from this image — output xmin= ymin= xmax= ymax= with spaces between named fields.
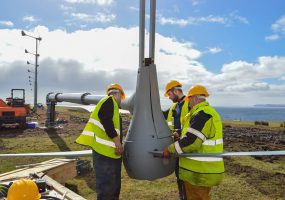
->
xmin=93 ymin=150 xmax=122 ymax=200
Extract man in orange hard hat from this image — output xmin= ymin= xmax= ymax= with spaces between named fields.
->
xmin=76 ymin=83 xmax=125 ymax=200
xmin=163 ymin=80 xmax=189 ymax=200
xmin=163 ymin=85 xmax=224 ymax=200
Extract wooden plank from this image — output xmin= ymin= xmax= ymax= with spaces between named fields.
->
xmin=0 ymin=158 xmax=76 ymax=182
xmin=42 ymin=175 xmax=87 ymax=200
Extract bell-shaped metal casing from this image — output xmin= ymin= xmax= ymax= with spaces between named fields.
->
xmin=123 ymin=63 xmax=176 ymax=180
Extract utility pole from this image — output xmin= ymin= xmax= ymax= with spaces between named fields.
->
xmin=22 ymin=30 xmax=42 ymax=112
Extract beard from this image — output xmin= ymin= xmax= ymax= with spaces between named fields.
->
xmin=172 ymin=94 xmax=179 ymax=103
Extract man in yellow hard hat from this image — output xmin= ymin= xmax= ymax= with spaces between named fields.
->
xmin=163 ymin=80 xmax=189 ymax=200
xmin=163 ymin=85 xmax=224 ymax=200
xmin=76 ymin=83 xmax=125 ymax=200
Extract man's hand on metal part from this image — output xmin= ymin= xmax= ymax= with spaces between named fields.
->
xmin=172 ymin=130 xmax=180 ymax=141
xmin=113 ymin=136 xmax=123 ymax=155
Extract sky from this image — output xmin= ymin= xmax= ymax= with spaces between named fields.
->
xmin=0 ymin=0 xmax=285 ymax=107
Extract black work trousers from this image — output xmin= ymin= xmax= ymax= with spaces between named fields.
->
xmin=175 ymin=158 xmax=187 ymax=200
xmin=93 ymin=150 xmax=122 ymax=200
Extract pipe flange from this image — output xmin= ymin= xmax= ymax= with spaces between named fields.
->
xmin=55 ymin=93 xmax=63 ymax=102
xmin=81 ymin=92 xmax=91 ymax=105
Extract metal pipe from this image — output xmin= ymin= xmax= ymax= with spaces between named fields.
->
xmin=139 ymin=0 xmax=145 ymax=68
xmin=46 ymin=92 xmax=134 ymax=112
xmin=45 ymin=92 xmax=134 ymax=128
xmin=149 ymin=150 xmax=285 ymax=157
xmin=149 ymin=0 xmax=156 ymax=61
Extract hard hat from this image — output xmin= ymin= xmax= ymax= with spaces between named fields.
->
xmin=6 ymin=179 xmax=41 ymax=200
xmin=164 ymin=80 xmax=182 ymax=97
xmin=187 ymin=84 xmax=209 ymax=99
xmin=106 ymin=83 xmax=126 ymax=100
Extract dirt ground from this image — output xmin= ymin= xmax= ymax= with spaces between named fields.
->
xmin=1 ymin=107 xmax=285 ymax=199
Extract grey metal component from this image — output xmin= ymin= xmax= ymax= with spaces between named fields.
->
xmin=0 ymin=150 xmax=92 ymax=157
xmin=149 ymin=64 xmax=170 ymax=138
xmin=139 ymin=0 xmax=145 ymax=68
xmin=46 ymin=92 xmax=134 ymax=112
xmin=123 ymin=65 xmax=175 ymax=180
xmin=123 ymin=0 xmax=175 ymax=180
xmin=149 ymin=150 xmax=285 ymax=157
xmin=121 ymin=93 xmax=135 ymax=114
xmin=2 ymin=150 xmax=285 ymax=158
xmin=149 ymin=0 xmax=156 ymax=60
xmin=47 ymin=93 xmax=96 ymax=105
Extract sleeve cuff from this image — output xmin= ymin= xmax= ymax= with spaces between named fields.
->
xmin=168 ymin=144 xmax=176 ymax=154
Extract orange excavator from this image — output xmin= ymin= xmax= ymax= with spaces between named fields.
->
xmin=0 ymin=89 xmax=30 ymax=129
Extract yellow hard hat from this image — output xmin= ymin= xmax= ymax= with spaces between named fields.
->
xmin=7 ymin=179 xmax=41 ymax=200
xmin=106 ymin=83 xmax=126 ymax=100
xmin=164 ymin=80 xmax=182 ymax=97
xmin=186 ymin=85 xmax=209 ymax=101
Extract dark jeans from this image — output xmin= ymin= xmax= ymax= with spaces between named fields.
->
xmin=175 ymin=158 xmax=187 ymax=200
xmin=93 ymin=150 xmax=122 ymax=200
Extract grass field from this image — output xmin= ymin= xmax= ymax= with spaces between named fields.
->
xmin=0 ymin=107 xmax=284 ymax=200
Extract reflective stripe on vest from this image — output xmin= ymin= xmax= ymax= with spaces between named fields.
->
xmin=95 ymin=136 xmax=116 ymax=148
xmin=88 ymin=118 xmax=120 ymax=135
xmin=174 ymin=141 xmax=183 ymax=154
xmin=81 ymin=130 xmax=116 ymax=148
xmin=203 ymin=139 xmax=223 ymax=146
xmin=186 ymin=157 xmax=223 ymax=162
xmin=82 ymin=130 xmax=94 ymax=136
xmin=187 ymin=127 xmax=206 ymax=142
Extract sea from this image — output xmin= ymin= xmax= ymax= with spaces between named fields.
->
xmin=59 ymin=103 xmax=285 ymax=122
xmin=214 ymin=106 xmax=285 ymax=122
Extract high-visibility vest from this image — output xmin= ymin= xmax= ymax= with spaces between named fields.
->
xmin=75 ymin=96 xmax=121 ymax=159
xmin=166 ymin=100 xmax=189 ymax=131
xmin=179 ymin=101 xmax=224 ymax=186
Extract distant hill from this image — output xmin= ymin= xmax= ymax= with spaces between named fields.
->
xmin=254 ymin=104 xmax=285 ymax=108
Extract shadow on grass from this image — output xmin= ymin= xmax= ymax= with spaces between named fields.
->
xmin=45 ymin=129 xmax=71 ymax=152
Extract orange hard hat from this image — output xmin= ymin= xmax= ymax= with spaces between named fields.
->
xmin=106 ymin=83 xmax=126 ymax=100
xmin=164 ymin=80 xmax=182 ymax=97
xmin=186 ymin=85 xmax=209 ymax=102
xmin=6 ymin=179 xmax=41 ymax=200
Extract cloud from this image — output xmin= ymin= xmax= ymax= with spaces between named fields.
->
xmin=265 ymin=34 xmax=279 ymax=41
xmin=158 ymin=12 xmax=249 ymax=27
xmin=128 ymin=6 xmax=139 ymax=12
xmin=71 ymin=12 xmax=116 ymax=23
xmin=23 ymin=15 xmax=38 ymax=23
xmin=229 ymin=11 xmax=249 ymax=25
xmin=0 ymin=20 xmax=14 ymax=27
xmin=191 ymin=0 xmax=204 ymax=6
xmin=158 ymin=15 xmax=226 ymax=27
xmin=207 ymin=47 xmax=222 ymax=54
xmin=64 ymin=0 xmax=114 ymax=6
xmin=272 ymin=15 xmax=285 ymax=34
xmin=0 ymin=26 xmax=284 ymax=106
xmin=60 ymin=4 xmax=74 ymax=11
xmin=266 ymin=15 xmax=285 ymax=41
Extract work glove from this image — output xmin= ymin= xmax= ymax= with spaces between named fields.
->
xmin=162 ymin=147 xmax=170 ymax=158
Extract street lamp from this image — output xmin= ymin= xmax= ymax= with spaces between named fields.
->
xmin=22 ymin=30 xmax=42 ymax=112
